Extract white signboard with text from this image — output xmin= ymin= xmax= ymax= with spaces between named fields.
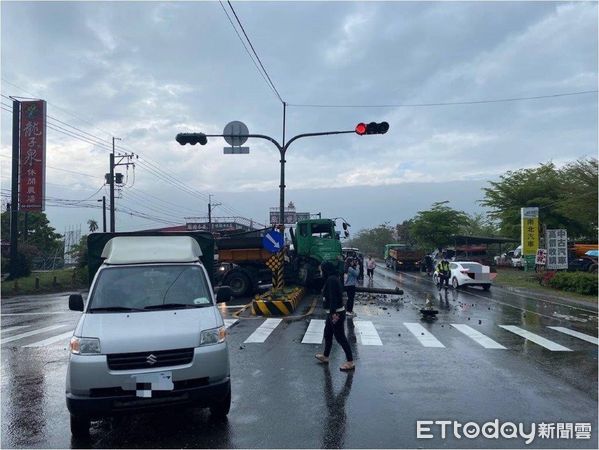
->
xmin=546 ymin=229 xmax=568 ymax=270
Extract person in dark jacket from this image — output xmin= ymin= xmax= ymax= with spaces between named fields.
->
xmin=315 ymin=261 xmax=355 ymax=371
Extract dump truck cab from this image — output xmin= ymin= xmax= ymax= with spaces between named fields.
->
xmin=289 ymin=218 xmax=343 ymax=286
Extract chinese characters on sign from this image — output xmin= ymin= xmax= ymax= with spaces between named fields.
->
xmin=535 ymin=249 xmax=547 ymax=265
xmin=18 ymin=100 xmax=46 ymax=211
xmin=546 ymin=229 xmax=568 ymax=269
xmin=269 ymin=211 xmax=310 ymax=225
xmin=520 ymin=207 xmax=539 ymax=256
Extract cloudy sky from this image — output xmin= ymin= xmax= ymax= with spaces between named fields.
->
xmin=1 ymin=1 xmax=597 ymax=235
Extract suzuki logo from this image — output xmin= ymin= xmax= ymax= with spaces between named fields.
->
xmin=146 ymin=354 xmax=157 ymax=365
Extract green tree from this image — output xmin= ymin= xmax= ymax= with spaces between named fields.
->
xmin=0 ymin=211 xmax=62 ymax=255
xmin=481 ymin=159 xmax=598 ymax=239
xmin=554 ymin=158 xmax=598 ymax=237
xmin=410 ymin=202 xmax=469 ymax=251
xmin=460 ymin=213 xmax=499 ymax=236
xmin=346 ymin=223 xmax=396 ymax=258
xmin=87 ymin=219 xmax=99 ymax=233
xmin=395 ymin=219 xmax=416 ymax=246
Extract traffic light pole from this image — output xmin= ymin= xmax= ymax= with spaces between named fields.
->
xmin=201 ymin=129 xmax=355 ymax=225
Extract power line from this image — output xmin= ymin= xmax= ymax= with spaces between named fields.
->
xmin=217 ymin=1 xmax=279 ymax=102
xmin=288 ymin=90 xmax=599 ymax=109
xmin=224 ymin=0 xmax=284 ymax=104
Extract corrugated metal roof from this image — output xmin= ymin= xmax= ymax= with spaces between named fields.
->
xmin=101 ymin=236 xmax=202 ymax=264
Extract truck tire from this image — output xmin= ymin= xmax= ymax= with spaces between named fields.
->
xmin=70 ymin=414 xmax=90 ymax=438
xmin=224 ymin=270 xmax=251 ymax=297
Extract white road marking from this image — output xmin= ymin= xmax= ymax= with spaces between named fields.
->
xmin=1 ymin=325 xmax=29 ymax=334
xmin=24 ymin=331 xmax=74 ymax=347
xmin=224 ymin=319 xmax=238 ymax=329
xmin=354 ymin=321 xmax=383 ymax=346
xmin=547 ymin=326 xmax=599 ymax=345
xmin=302 ymin=319 xmax=325 ymax=344
xmin=244 ymin=318 xmax=282 ymax=343
xmin=451 ymin=324 xmax=506 ymax=349
xmin=0 ymin=324 xmax=69 ymax=345
xmin=499 ymin=325 xmax=571 ymax=351
xmin=404 ymin=323 xmax=445 ymax=348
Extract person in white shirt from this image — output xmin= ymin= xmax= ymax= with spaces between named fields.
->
xmin=366 ymin=256 xmax=376 ymax=280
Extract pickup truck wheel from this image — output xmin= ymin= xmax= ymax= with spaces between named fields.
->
xmin=482 ymin=284 xmax=491 ymax=291
xmin=224 ymin=271 xmax=251 ymax=297
xmin=210 ymin=386 xmax=231 ymax=418
xmin=70 ymin=414 xmax=90 ymax=438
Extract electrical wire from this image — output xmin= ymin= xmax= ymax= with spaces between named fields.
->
xmin=217 ymin=1 xmax=279 ymax=102
xmin=288 ymin=90 xmax=599 ymax=109
xmin=223 ymin=0 xmax=284 ymax=104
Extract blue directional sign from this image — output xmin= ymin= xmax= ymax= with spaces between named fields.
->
xmin=262 ymin=230 xmax=284 ymax=253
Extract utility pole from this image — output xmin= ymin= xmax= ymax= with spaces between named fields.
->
xmin=10 ymin=99 xmax=20 ymax=278
xmin=208 ymin=194 xmax=221 ymax=233
xmin=109 ymin=137 xmax=119 ymax=232
xmin=97 ymin=197 xmax=106 ymax=232
xmin=107 ymin=138 xmax=134 ymax=232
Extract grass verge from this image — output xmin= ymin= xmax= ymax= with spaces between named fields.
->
xmin=494 ymin=267 xmax=597 ymax=303
xmin=1 ymin=269 xmax=86 ymax=298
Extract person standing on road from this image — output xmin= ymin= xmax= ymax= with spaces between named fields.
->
xmin=315 ymin=261 xmax=355 ymax=371
xmin=366 ymin=256 xmax=376 ymax=280
xmin=436 ymin=255 xmax=451 ymax=290
xmin=344 ymin=258 xmax=359 ymax=317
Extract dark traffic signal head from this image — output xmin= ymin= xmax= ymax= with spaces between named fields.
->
xmin=355 ymin=121 xmax=389 ymax=135
xmin=176 ymin=133 xmax=208 ymax=145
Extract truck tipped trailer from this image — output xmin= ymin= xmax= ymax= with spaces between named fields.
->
xmin=384 ymin=243 xmax=425 ymax=271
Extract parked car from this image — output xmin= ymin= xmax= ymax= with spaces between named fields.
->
xmin=433 ymin=261 xmax=496 ymax=290
xmin=66 ymin=235 xmax=233 ymax=437
xmin=511 ymin=245 xmax=523 ymax=269
xmin=568 ymin=254 xmax=598 ymax=273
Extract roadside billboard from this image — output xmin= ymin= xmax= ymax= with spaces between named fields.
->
xmin=18 ymin=100 xmax=46 ymax=211
xmin=520 ymin=207 xmax=539 ymax=256
xmin=546 ymin=229 xmax=568 ymax=270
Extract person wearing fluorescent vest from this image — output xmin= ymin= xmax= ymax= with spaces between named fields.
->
xmin=436 ymin=255 xmax=451 ymax=290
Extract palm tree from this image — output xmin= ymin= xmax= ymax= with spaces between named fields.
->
xmin=87 ymin=219 xmax=99 ymax=233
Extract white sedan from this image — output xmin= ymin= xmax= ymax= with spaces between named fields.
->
xmin=433 ymin=261 xmax=496 ymax=291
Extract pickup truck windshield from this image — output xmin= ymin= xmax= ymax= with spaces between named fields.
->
xmin=88 ymin=265 xmax=213 ymax=312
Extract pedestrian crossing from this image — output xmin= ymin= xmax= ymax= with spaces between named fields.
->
xmin=1 ymin=321 xmax=597 ymax=352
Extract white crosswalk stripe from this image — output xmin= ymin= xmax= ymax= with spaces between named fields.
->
xmin=1 ymin=325 xmax=30 ymax=334
xmin=24 ymin=331 xmax=74 ymax=347
xmin=354 ymin=321 xmax=383 ymax=346
xmin=0 ymin=324 xmax=69 ymax=345
xmin=302 ymin=319 xmax=325 ymax=344
xmin=547 ymin=326 xmax=599 ymax=345
xmin=404 ymin=323 xmax=445 ymax=348
xmin=244 ymin=318 xmax=282 ymax=343
xmin=224 ymin=319 xmax=239 ymax=329
xmin=499 ymin=325 xmax=571 ymax=351
xmin=451 ymin=324 xmax=506 ymax=349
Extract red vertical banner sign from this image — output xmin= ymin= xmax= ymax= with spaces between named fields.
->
xmin=18 ymin=100 xmax=46 ymax=211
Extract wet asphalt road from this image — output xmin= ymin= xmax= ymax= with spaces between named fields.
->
xmin=1 ymin=266 xmax=597 ymax=449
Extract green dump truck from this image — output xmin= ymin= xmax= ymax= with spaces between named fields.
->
xmin=215 ymin=218 xmax=344 ymax=296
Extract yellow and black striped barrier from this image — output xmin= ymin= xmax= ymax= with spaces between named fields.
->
xmin=251 ymin=286 xmax=304 ymax=316
xmin=265 ymin=252 xmax=285 ymax=290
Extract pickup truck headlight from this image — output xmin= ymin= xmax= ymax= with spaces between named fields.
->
xmin=200 ymin=326 xmax=226 ymax=345
xmin=70 ymin=336 xmax=101 ymax=355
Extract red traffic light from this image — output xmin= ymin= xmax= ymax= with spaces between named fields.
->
xmin=355 ymin=123 xmax=367 ymax=135
xmin=355 ymin=121 xmax=390 ymax=135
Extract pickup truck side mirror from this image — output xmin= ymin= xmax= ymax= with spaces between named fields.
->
xmin=215 ymin=286 xmax=233 ymax=303
xmin=69 ymin=294 xmax=84 ymax=312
